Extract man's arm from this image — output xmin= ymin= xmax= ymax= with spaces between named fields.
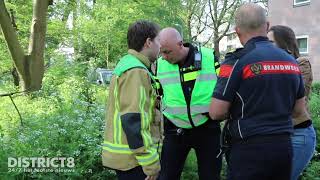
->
xmin=298 ymin=57 xmax=313 ymax=101
xmin=209 ymin=98 xmax=231 ymax=120
xmin=209 ymin=54 xmax=242 ymax=120
xmin=292 ymin=73 xmax=309 ymax=120
xmin=118 ymin=69 xmax=160 ymax=176
xmin=292 ymin=97 xmax=310 ymax=119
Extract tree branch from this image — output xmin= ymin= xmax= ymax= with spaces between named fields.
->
xmin=0 ymin=0 xmax=26 ymax=80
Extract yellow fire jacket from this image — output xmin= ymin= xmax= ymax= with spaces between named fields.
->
xmin=102 ymin=50 xmax=161 ymax=176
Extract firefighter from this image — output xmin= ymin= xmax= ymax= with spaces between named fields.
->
xmin=102 ymin=20 xmax=161 ymax=180
xmin=210 ymin=3 xmax=307 ymax=180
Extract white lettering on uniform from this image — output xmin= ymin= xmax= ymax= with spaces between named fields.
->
xmin=285 ymin=65 xmax=290 ymax=70
xmin=280 ymin=65 xmax=284 ymax=70
xmin=270 ymin=65 xmax=275 ymax=70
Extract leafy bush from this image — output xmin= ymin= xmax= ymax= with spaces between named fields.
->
xmin=0 ymin=58 xmax=115 ymax=179
xmin=302 ymin=83 xmax=320 ymax=180
xmin=312 ymin=83 xmax=320 ymax=96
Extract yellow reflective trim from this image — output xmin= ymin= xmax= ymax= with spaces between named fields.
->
xmin=183 ymin=71 xmax=199 ymax=82
xmin=103 ymin=141 xmax=129 ymax=147
xmin=149 ymin=92 xmax=155 ymax=131
xmin=216 ymin=67 xmax=220 ymax=75
xmin=102 ymin=146 xmax=132 ymax=154
xmin=139 ymin=87 xmax=152 ymax=147
xmin=113 ymin=79 xmax=121 ymax=144
xmin=136 ymin=148 xmax=159 ymax=166
xmin=102 ymin=141 xmax=132 ymax=154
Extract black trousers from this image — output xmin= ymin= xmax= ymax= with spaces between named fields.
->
xmin=115 ymin=166 xmax=146 ymax=180
xmin=159 ymin=119 xmax=222 ymax=180
xmin=227 ymin=135 xmax=292 ymax=180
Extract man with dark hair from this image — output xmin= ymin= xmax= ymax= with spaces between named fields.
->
xmin=102 ymin=20 xmax=161 ymax=180
xmin=209 ymin=3 xmax=307 ymax=180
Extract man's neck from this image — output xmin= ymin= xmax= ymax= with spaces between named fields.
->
xmin=178 ymin=46 xmax=189 ymax=66
xmin=241 ymin=33 xmax=267 ymax=46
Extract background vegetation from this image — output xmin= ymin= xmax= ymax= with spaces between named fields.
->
xmin=0 ymin=0 xmax=318 ymax=179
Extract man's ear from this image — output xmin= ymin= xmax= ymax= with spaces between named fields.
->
xmin=235 ymin=27 xmax=240 ymax=35
xmin=266 ymin=21 xmax=270 ymax=32
xmin=144 ymin=38 xmax=152 ymax=48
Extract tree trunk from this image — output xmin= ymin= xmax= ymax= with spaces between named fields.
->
xmin=214 ymin=39 xmax=220 ymax=60
xmin=8 ymin=0 xmax=19 ymax=87
xmin=106 ymin=41 xmax=109 ymax=68
xmin=73 ymin=0 xmax=80 ymax=59
xmin=0 ymin=1 xmax=26 ymax=86
xmin=11 ymin=66 xmax=20 ymax=86
xmin=27 ymin=0 xmax=51 ymax=91
xmin=187 ymin=16 xmax=192 ymax=42
xmin=0 ymin=0 xmax=51 ymax=91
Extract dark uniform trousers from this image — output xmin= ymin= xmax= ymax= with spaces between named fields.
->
xmin=115 ymin=166 xmax=146 ymax=180
xmin=226 ymin=135 xmax=292 ymax=180
xmin=159 ymin=119 xmax=222 ymax=180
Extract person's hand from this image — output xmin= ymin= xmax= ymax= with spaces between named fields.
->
xmin=145 ymin=174 xmax=158 ymax=180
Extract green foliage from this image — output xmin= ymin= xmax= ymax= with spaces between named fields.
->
xmin=0 ymin=55 xmax=115 ymax=179
xmin=312 ymin=83 xmax=320 ymax=98
xmin=302 ymin=161 xmax=320 ymax=180
xmin=1 ymin=0 xmax=318 ymax=179
xmin=0 ymin=1 xmax=190 ymax=177
xmin=181 ymin=150 xmax=198 ymax=179
xmin=310 ymin=83 xmax=320 ymax=151
xmin=0 ymin=0 xmax=33 ymax=76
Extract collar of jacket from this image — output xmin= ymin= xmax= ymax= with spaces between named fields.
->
xmin=297 ymin=56 xmax=309 ymax=64
xmin=244 ymin=36 xmax=269 ymax=47
xmin=128 ymin=49 xmax=151 ymax=69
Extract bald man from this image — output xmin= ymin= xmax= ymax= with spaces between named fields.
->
xmin=156 ymin=28 xmax=222 ymax=180
xmin=209 ymin=3 xmax=306 ymax=180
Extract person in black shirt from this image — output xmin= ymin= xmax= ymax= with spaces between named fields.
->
xmin=209 ymin=3 xmax=307 ymax=180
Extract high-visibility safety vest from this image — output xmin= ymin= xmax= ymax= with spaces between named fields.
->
xmin=102 ymin=54 xmax=160 ymax=168
xmin=157 ymin=47 xmax=218 ymax=129
xmin=113 ymin=54 xmax=152 ymax=77
xmin=113 ymin=54 xmax=160 ymax=90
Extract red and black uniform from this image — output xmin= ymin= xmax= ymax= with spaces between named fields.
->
xmin=213 ymin=36 xmax=305 ymax=180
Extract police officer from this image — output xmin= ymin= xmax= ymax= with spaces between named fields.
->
xmin=209 ymin=3 xmax=307 ymax=180
xmin=157 ymin=27 xmax=222 ymax=180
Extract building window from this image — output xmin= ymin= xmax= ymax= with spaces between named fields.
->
xmin=294 ymin=0 xmax=310 ymax=6
xmin=296 ymin=35 xmax=308 ymax=54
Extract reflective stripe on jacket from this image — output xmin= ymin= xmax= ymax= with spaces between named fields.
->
xmin=102 ymin=49 xmax=160 ymax=176
xmin=157 ymin=47 xmax=218 ymax=128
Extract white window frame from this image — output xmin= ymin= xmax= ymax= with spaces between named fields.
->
xmin=294 ymin=0 xmax=310 ymax=6
xmin=296 ymin=35 xmax=309 ymax=54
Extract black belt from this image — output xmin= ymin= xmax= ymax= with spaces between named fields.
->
xmin=231 ymin=134 xmax=290 ymax=145
xmin=294 ymin=119 xmax=312 ymax=129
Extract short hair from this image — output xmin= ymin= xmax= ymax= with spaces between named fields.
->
xmin=127 ymin=20 xmax=160 ymax=52
xmin=235 ymin=3 xmax=267 ymax=33
xmin=269 ymin=25 xmax=300 ymax=59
